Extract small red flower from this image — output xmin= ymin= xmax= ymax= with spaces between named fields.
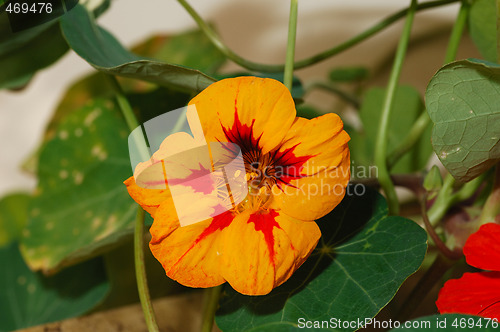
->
xmin=436 ymin=223 xmax=500 ymax=320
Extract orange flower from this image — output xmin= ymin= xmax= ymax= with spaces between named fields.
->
xmin=124 ymin=77 xmax=350 ymax=295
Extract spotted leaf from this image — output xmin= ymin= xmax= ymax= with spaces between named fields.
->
xmin=20 ymin=99 xmax=136 ymax=273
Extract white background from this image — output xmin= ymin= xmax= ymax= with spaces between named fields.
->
xmin=0 ymin=0 xmax=475 ymax=197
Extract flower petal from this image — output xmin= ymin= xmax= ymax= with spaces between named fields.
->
xmin=149 ymin=201 xmax=181 ymax=242
xmin=189 ymin=77 xmax=296 ymax=155
xmin=464 ymin=223 xmax=500 ymax=271
xmin=124 ymin=176 xmax=172 ymax=218
xmin=149 ymin=210 xmax=233 ymax=288
xmin=436 ymin=272 xmax=500 ymax=320
xmin=270 ymin=114 xmax=350 ymax=221
xmin=218 ymin=209 xmax=321 ymax=295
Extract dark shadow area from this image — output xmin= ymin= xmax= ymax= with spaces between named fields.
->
xmin=39 ymin=254 xmax=108 ymax=299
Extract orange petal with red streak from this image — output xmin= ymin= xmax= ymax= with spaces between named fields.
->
xmin=218 ymin=209 xmax=321 ymax=295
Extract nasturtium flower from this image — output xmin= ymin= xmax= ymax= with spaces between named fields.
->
xmin=124 ymin=77 xmax=350 ymax=295
xmin=436 ymin=223 xmax=500 ymax=320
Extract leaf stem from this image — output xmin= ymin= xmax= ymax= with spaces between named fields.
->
xmin=426 ymin=174 xmax=455 ymax=225
xmin=108 ymin=75 xmax=159 ymax=331
xmin=201 ymin=285 xmax=223 ymax=332
xmin=386 ymin=111 xmax=429 ymax=170
xmin=443 ymin=0 xmax=470 ymax=64
xmin=284 ymin=0 xmax=299 ymax=91
xmin=374 ymin=0 xmax=418 ymax=215
xmin=427 ymin=174 xmax=485 ymax=226
xmin=421 ymin=194 xmax=463 ymax=260
xmin=176 ymin=0 xmax=459 ymax=73
xmin=107 ymin=75 xmax=140 ymax=131
xmin=135 ymin=206 xmax=160 ymax=332
xmin=386 ymin=1 xmax=469 ymax=169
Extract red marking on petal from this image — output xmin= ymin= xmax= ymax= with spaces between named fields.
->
xmin=221 ymin=110 xmax=262 ymax=157
xmin=271 ymin=145 xmax=314 ymax=189
xmin=218 ymin=97 xmax=315 ymax=191
xmin=248 ymin=210 xmax=281 ymax=265
xmin=195 ymin=210 xmax=234 ymax=244
xmin=171 ymin=210 xmax=234 ymax=268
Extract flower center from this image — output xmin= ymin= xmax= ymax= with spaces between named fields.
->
xmin=233 ymin=150 xmax=277 ymax=213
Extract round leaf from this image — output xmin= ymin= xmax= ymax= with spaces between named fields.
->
xmin=425 ymin=59 xmax=500 ymax=182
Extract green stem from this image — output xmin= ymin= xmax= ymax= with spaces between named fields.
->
xmin=284 ymin=0 xmax=299 ymax=91
xmin=108 ymin=75 xmax=151 ymax=164
xmin=427 ymin=173 xmax=485 ymax=226
xmin=135 ymin=207 xmax=160 ymax=332
xmin=375 ymin=0 xmax=418 ymax=215
xmin=176 ymin=0 xmax=459 ymax=73
xmin=107 ymin=75 xmax=140 ymax=131
xmin=386 ymin=111 xmax=429 ymax=170
xmin=108 ymin=75 xmax=159 ymax=332
xmin=305 ymin=82 xmax=360 ymax=109
xmin=421 ymin=193 xmax=463 ymax=260
xmin=201 ymin=285 xmax=223 ymax=332
xmin=443 ymin=0 xmax=470 ymax=64
xmin=427 ymin=174 xmax=455 ymax=225
xmin=386 ymin=1 xmax=469 ymax=169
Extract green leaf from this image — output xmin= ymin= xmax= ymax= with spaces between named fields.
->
xmin=0 ymin=21 xmax=68 ymax=89
xmin=20 ymin=99 xmax=136 ymax=273
xmin=0 ymin=0 xmax=110 ymax=90
xmin=329 ymin=66 xmax=369 ymax=82
xmin=390 ymin=314 xmax=499 ymax=331
xmin=60 ymin=5 xmax=217 ymax=93
xmin=0 ymin=243 xmax=109 ymax=331
xmin=349 ymin=85 xmax=432 ymax=175
xmin=425 ymin=59 xmax=500 ymax=182
xmin=0 ymin=193 xmax=30 ymax=248
xmin=469 ymin=0 xmax=497 ymax=63
xmin=216 ymin=187 xmax=427 ymax=332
